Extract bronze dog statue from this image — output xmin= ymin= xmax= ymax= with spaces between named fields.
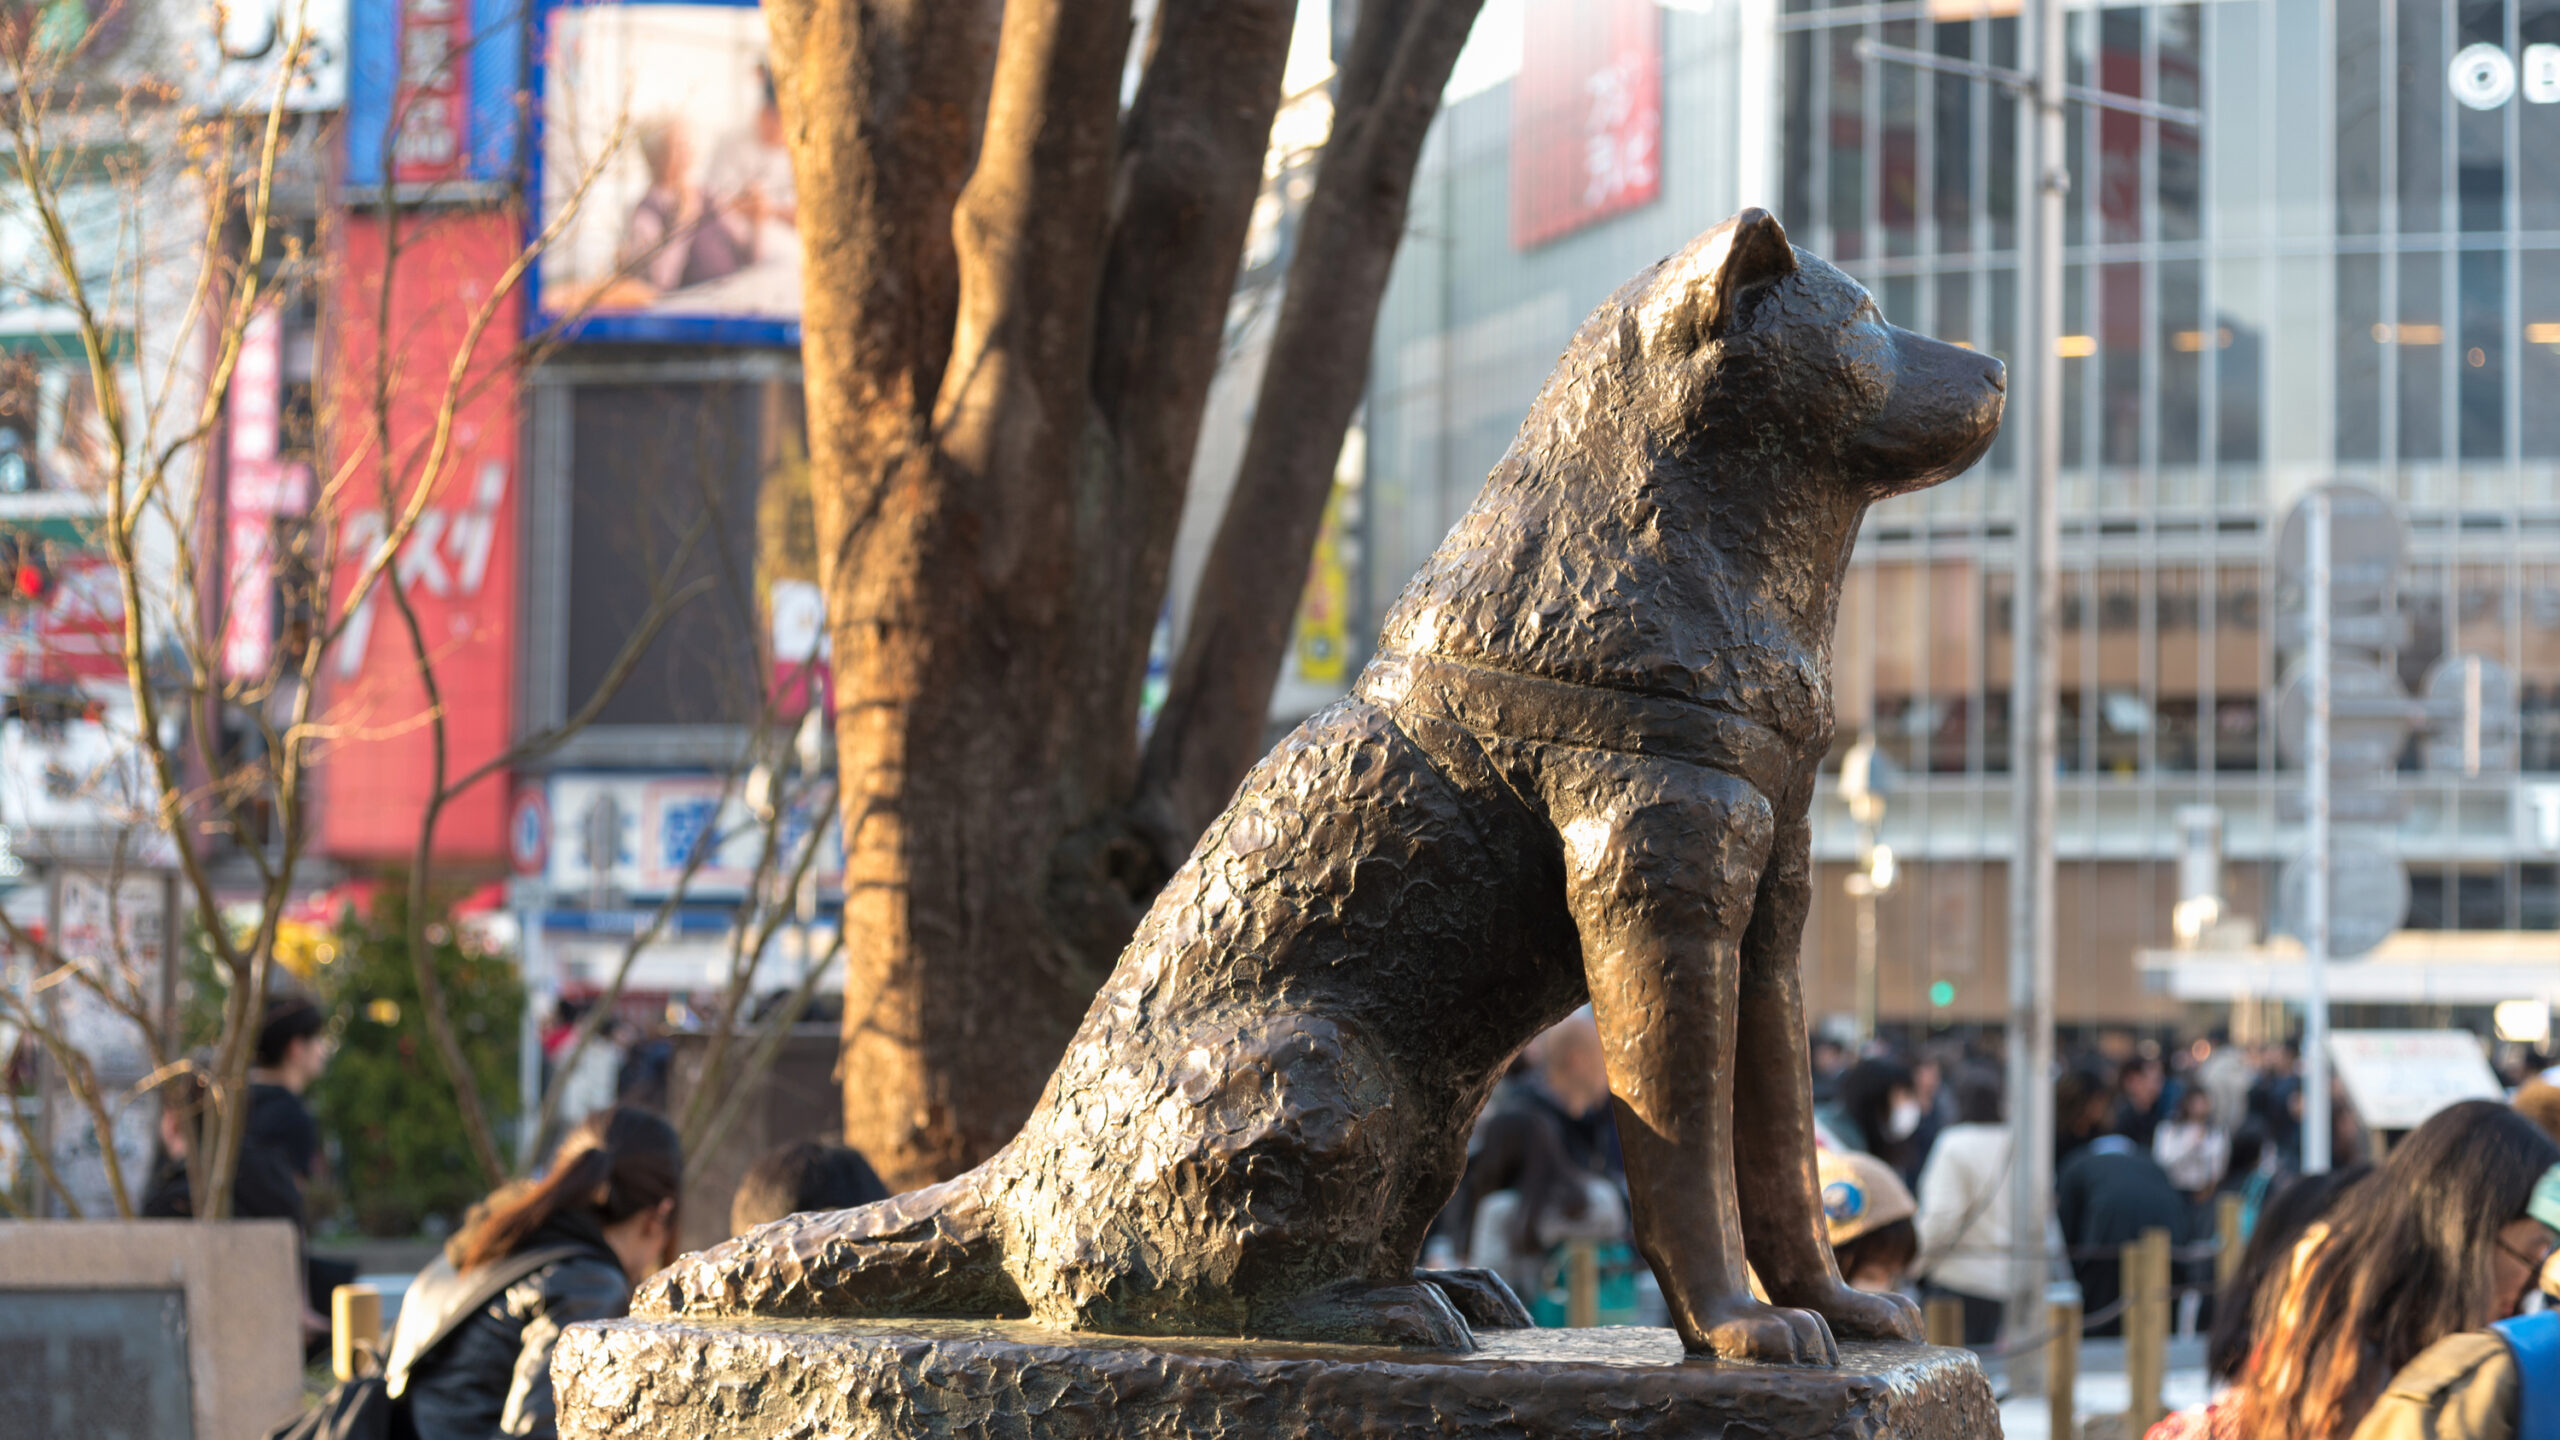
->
xmin=639 ymin=209 xmax=2004 ymax=1365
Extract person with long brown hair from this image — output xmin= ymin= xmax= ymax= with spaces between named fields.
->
xmin=383 ymin=1108 xmax=682 ymax=1439
xmin=2152 ymin=1100 xmax=2558 ymax=1440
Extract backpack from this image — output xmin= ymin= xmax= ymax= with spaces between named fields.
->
xmin=2493 ymin=1308 xmax=2560 ymax=1440
xmin=262 ymin=1245 xmax=586 ymax=1440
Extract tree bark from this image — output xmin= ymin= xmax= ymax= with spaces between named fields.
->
xmin=1134 ymin=0 xmax=1489 ymax=856
xmin=788 ymin=0 xmax=1467 ymax=1189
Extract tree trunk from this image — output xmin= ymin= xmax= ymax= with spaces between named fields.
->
xmin=1134 ymin=0 xmax=1489 ymax=854
xmin=787 ymin=0 xmax=1469 ymax=1189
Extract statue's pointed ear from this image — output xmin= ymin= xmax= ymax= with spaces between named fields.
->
xmin=1639 ymin=208 xmax=1800 ymax=352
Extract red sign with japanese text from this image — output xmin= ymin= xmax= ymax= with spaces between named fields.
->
xmin=1511 ymin=0 xmax=1662 ymax=250
xmin=315 ymin=210 xmax=519 ymax=863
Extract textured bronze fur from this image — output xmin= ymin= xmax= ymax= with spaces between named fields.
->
xmin=637 ymin=210 xmax=2005 ymax=1365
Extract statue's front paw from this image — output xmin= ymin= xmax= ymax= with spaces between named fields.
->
xmin=1679 ymin=1297 xmax=1839 ymax=1366
xmin=1777 ymin=1280 xmax=1924 ymax=1343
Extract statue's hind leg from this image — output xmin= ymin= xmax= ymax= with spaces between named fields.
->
xmin=1732 ymin=809 xmax=1924 ymax=1344
xmin=635 ymin=1167 xmax=1024 ymax=1321
xmin=1260 ymin=1278 xmax=1474 ymax=1349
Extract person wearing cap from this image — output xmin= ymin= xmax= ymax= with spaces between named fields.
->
xmin=2348 ymin=1161 xmax=2560 ymax=1440
xmin=1818 ymin=1148 xmax=1920 ymax=1294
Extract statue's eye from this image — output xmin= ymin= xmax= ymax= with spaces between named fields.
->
xmin=1856 ymin=301 xmax=1885 ymax=328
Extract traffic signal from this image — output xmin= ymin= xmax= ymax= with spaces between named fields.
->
xmin=0 ymin=533 xmax=49 ymax=605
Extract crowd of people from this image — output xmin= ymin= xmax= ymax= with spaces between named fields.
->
xmin=203 ymin=986 xmax=2560 ymax=1440
xmin=1428 ymin=1018 xmax=2560 ymax=1440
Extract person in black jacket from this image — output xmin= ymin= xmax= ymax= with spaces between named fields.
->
xmin=385 ymin=1107 xmax=682 ymax=1440
xmin=2055 ymin=1124 xmax=2190 ymax=1336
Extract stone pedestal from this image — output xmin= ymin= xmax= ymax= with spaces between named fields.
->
xmin=555 ymin=1317 xmax=1999 ymax=1440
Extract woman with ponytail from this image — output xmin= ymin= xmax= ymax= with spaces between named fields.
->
xmin=383 ymin=1107 xmax=683 ymax=1439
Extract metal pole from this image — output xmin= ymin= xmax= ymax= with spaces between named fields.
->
xmin=2006 ymin=0 xmax=2065 ymax=1391
xmin=2304 ymin=492 xmax=2333 ymax=1174
xmin=1853 ymin=819 xmax=1879 ymax=1046
xmin=517 ymin=885 xmax=549 ymax=1171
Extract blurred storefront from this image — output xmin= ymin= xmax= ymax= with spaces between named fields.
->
xmin=1358 ymin=0 xmax=2560 ymax=1033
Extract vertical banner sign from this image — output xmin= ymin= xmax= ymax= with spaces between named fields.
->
xmin=1511 ymin=0 xmax=1662 ymax=250
xmin=316 ymin=212 xmax=521 ymax=862
xmin=222 ymin=310 xmax=312 ymax=681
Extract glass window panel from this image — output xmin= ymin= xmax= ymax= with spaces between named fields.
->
xmin=2159 ymin=6 xmax=2203 ymax=241
xmin=2400 ymin=561 xmax=2449 ymax=705
xmin=1987 ymin=265 xmax=2020 ymax=473
xmin=1883 ymin=20 xmax=1922 ymax=258
xmin=2337 ymin=0 xmax=2387 ymax=234
xmin=1828 ymin=27 xmax=1868 ymax=262
xmin=2398 ymin=0 xmax=2448 ymax=235
xmin=2156 ymin=566 xmax=2204 ymax=773
xmin=2338 ymin=252 xmax=2385 ymax=461
xmin=1937 ymin=270 xmax=1975 ymax=348
xmin=2161 ymin=260 xmax=2204 ymax=466
xmin=1990 ymin=17 xmax=2020 ymax=251
xmin=1835 ymin=563 xmax=1877 ymax=732
xmin=2525 ymin=0 xmax=2560 ymax=230
xmin=2523 ymin=865 xmax=2560 ymax=926
xmin=2457 ymin=0 xmax=2505 ymax=233
xmin=2452 ymin=561 xmax=2511 ymax=671
xmin=2098 ymin=8 xmax=2146 ymax=245
xmin=2216 ymin=259 xmax=2265 ymax=465
xmin=2102 ymin=262 xmax=2144 ymax=466
xmin=2215 ymin=564 xmax=2266 ymax=772
xmin=1932 ymin=21 xmax=1976 ymax=254
xmin=2066 ymin=11 xmax=2090 ymax=248
xmin=1885 ymin=275 xmax=1921 ymax=331
xmin=1985 ymin=568 xmax=2014 ymax=773
xmin=1785 ymin=31 xmax=1820 ymax=233
xmin=2522 ymin=563 xmax=2560 ymax=771
xmin=2526 ymin=251 xmax=2560 ymax=460
xmin=2065 ymin=262 xmax=2091 ymax=468
xmin=2400 ymin=250 xmax=2446 ymax=462
xmin=2458 ymin=249 xmax=2504 ymax=460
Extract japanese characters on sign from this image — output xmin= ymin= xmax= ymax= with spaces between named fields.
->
xmin=544 ymin=771 xmax=843 ymax=900
xmin=1511 ymin=0 xmax=1662 ymax=250
xmin=222 ymin=308 xmax=313 ymax=682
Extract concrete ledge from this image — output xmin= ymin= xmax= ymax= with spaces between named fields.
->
xmin=555 ymin=1317 xmax=1999 ymax=1440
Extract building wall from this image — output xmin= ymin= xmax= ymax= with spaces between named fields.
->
xmin=1363 ymin=0 xmax=2560 ymax=1027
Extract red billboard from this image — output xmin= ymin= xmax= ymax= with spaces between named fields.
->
xmin=1511 ymin=0 xmax=1662 ymax=250
xmin=315 ymin=210 xmax=521 ymax=863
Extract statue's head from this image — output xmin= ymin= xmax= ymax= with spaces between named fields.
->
xmin=1613 ymin=208 xmax=2005 ymax=500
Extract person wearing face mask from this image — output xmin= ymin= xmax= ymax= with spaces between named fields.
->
xmin=1818 ymin=1057 xmax=1926 ymax=1174
xmin=2057 ymin=1107 xmax=2191 ymax=1338
xmin=2344 ymin=1154 xmax=2560 ymax=1440
xmin=1818 ymin=1149 xmax=1920 ymax=1295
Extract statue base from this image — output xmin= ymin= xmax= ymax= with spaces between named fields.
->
xmin=554 ymin=1317 xmax=1999 ymax=1439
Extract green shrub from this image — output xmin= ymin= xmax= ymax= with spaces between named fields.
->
xmin=307 ymin=890 xmax=521 ymax=1238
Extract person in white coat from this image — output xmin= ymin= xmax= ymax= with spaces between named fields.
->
xmin=1908 ymin=1064 xmax=2014 ymax=1346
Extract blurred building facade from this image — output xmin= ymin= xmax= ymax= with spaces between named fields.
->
xmin=1351 ymin=0 xmax=2560 ymax=1035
